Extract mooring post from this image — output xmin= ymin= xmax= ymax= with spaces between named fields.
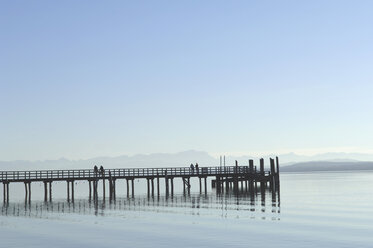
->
xmin=260 ymin=158 xmax=265 ymax=190
xmin=234 ymin=160 xmax=239 ymax=193
xmin=276 ymin=156 xmax=280 ymax=191
xmin=270 ymin=158 xmax=275 ymax=191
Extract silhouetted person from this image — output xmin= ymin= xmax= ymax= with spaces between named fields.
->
xmin=190 ymin=163 xmax=194 ymax=174
xmin=195 ymin=163 xmax=199 ymax=174
xmin=94 ymin=165 xmax=98 ymax=176
xmin=99 ymin=166 xmax=104 ymax=175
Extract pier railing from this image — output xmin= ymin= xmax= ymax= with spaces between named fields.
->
xmin=0 ymin=166 xmax=270 ymax=182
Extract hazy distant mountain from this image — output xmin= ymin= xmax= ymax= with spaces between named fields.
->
xmin=2 ymin=150 xmax=373 ymax=171
xmin=281 ymin=161 xmax=373 ymax=172
xmin=0 ymin=150 xmax=218 ymax=171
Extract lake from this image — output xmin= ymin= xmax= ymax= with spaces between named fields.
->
xmin=1 ymin=171 xmax=373 ymax=248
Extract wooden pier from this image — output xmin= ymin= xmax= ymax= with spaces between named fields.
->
xmin=0 ymin=157 xmax=280 ymax=203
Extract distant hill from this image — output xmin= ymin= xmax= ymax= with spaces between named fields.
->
xmin=281 ymin=161 xmax=373 ymax=172
xmin=0 ymin=150 xmax=218 ymax=171
xmin=2 ymin=150 xmax=373 ymax=172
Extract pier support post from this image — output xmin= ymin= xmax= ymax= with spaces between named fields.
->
xmin=165 ymin=177 xmax=169 ymax=196
xmin=113 ymin=179 xmax=116 ymax=201
xmin=131 ymin=179 xmax=134 ymax=197
xmin=89 ymin=180 xmax=92 ymax=200
xmin=103 ymin=176 xmax=106 ymax=200
xmin=126 ymin=179 xmax=129 ymax=197
xmin=199 ymin=177 xmax=202 ymax=193
xmin=44 ymin=181 xmax=48 ymax=202
xmin=151 ymin=178 xmax=154 ymax=196
xmin=6 ymin=183 xmax=9 ymax=203
xmin=187 ymin=177 xmax=190 ymax=194
xmin=147 ymin=178 xmax=150 ymax=196
xmin=3 ymin=183 xmax=6 ymax=203
xmin=49 ymin=181 xmax=52 ymax=202
xmin=170 ymin=177 xmax=174 ymax=195
xmin=28 ymin=182 xmax=31 ymax=203
xmin=24 ymin=182 xmax=28 ymax=203
xmin=204 ymin=177 xmax=207 ymax=194
xmin=71 ymin=181 xmax=75 ymax=202
xmin=67 ymin=181 xmax=70 ymax=202
xmin=157 ymin=174 xmax=160 ymax=196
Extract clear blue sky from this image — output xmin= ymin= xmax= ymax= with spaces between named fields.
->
xmin=1 ymin=1 xmax=373 ymax=160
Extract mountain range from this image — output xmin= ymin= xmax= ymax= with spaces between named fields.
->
xmin=1 ymin=150 xmax=373 ymax=172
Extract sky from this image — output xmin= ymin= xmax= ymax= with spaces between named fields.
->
xmin=1 ymin=1 xmax=373 ymax=161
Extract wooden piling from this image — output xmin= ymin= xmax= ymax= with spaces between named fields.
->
xmin=260 ymin=158 xmax=265 ymax=189
xmin=270 ymin=158 xmax=275 ymax=191
xmin=199 ymin=177 xmax=202 ymax=193
xmin=147 ymin=178 xmax=150 ymax=196
xmin=49 ymin=181 xmax=52 ymax=202
xmin=276 ymin=156 xmax=280 ymax=191
xmin=171 ymin=177 xmax=174 ymax=195
xmin=151 ymin=178 xmax=154 ymax=196
xmin=113 ymin=178 xmax=117 ymax=201
xmin=89 ymin=180 xmax=92 ymax=200
xmin=6 ymin=183 xmax=9 ymax=203
xmin=3 ymin=183 xmax=6 ymax=203
xmin=204 ymin=177 xmax=207 ymax=194
xmin=126 ymin=179 xmax=129 ymax=197
xmin=24 ymin=182 xmax=28 ymax=202
xmin=28 ymin=182 xmax=31 ymax=203
xmin=131 ymin=179 xmax=134 ymax=197
xmin=157 ymin=175 xmax=160 ymax=196
xmin=67 ymin=181 xmax=70 ymax=202
xmin=103 ymin=176 xmax=106 ymax=200
xmin=44 ymin=182 xmax=47 ymax=201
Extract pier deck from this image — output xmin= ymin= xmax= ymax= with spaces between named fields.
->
xmin=0 ymin=157 xmax=280 ymax=203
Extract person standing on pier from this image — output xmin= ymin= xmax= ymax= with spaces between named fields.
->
xmin=195 ymin=163 xmax=199 ymax=174
xmin=190 ymin=163 xmax=194 ymax=174
xmin=99 ymin=166 xmax=104 ymax=175
xmin=94 ymin=165 xmax=98 ymax=176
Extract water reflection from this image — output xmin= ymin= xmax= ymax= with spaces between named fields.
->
xmin=1 ymin=189 xmax=280 ymax=220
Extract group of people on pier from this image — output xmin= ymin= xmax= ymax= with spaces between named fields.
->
xmin=94 ymin=165 xmax=105 ymax=176
xmin=190 ymin=163 xmax=199 ymax=174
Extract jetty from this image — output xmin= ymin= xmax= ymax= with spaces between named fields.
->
xmin=0 ymin=157 xmax=280 ymax=203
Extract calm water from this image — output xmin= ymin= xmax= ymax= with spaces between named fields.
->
xmin=1 ymin=171 xmax=373 ymax=248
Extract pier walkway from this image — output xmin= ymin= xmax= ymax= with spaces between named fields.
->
xmin=0 ymin=157 xmax=280 ymax=203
